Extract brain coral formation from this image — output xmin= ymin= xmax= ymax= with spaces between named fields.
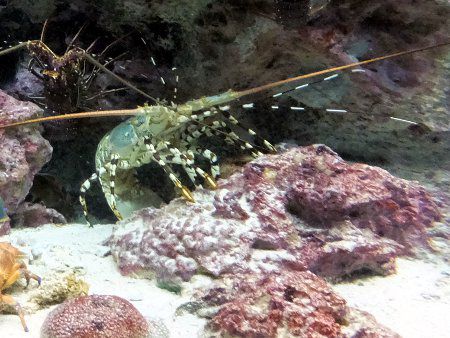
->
xmin=40 ymin=294 xmax=149 ymax=338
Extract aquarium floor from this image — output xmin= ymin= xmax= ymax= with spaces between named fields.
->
xmin=0 ymin=223 xmax=449 ymax=338
xmin=333 ymin=257 xmax=449 ymax=338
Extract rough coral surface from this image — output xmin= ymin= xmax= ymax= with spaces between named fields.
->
xmin=0 ymin=90 xmax=52 ymax=228
xmin=109 ymin=145 xmax=441 ymax=282
xmin=0 ymin=218 xmax=10 ymax=236
xmin=204 ymin=271 xmax=399 ymax=338
xmin=11 ymin=202 xmax=66 ymax=228
xmin=283 ymin=146 xmax=441 ymax=249
xmin=208 ymin=271 xmax=347 ymax=338
xmin=40 ymin=294 xmax=149 ymax=338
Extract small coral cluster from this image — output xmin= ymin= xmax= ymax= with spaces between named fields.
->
xmin=31 ymin=272 xmax=89 ymax=307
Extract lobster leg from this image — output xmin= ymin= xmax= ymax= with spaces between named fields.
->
xmin=218 ymin=109 xmax=277 ymax=153
xmin=27 ymin=58 xmax=45 ymax=80
xmin=79 ymin=172 xmax=100 ymax=227
xmin=106 ymin=154 xmax=123 ymax=221
xmin=179 ymin=134 xmax=221 ymax=181
xmin=126 ymin=136 xmax=196 ymax=202
xmin=184 ymin=147 xmax=220 ymax=188
xmin=97 ymin=139 xmax=197 ymax=218
xmin=151 ymin=144 xmax=201 ymax=187
xmin=201 ymin=119 xmax=263 ymax=158
xmin=149 ymin=146 xmax=195 ymax=203
xmin=159 ymin=143 xmax=218 ymax=190
xmin=189 ymin=147 xmax=220 ymax=184
xmin=203 ymin=149 xmax=220 ymax=180
xmin=80 ymin=164 xmax=134 ymax=226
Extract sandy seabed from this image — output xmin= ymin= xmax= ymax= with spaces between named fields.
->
xmin=0 ymin=223 xmax=449 ymax=338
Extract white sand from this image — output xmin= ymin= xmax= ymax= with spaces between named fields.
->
xmin=332 ymin=257 xmax=450 ymax=338
xmin=1 ymin=223 xmax=449 ymax=337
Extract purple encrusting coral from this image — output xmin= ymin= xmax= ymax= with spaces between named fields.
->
xmin=109 ymin=145 xmax=441 ymax=282
xmin=203 ymin=271 xmax=399 ymax=338
xmin=40 ymin=295 xmax=149 ymax=338
xmin=0 ymin=91 xmax=68 ymax=231
xmin=209 ymin=271 xmax=347 ymax=337
xmin=0 ymin=90 xmax=52 ymax=232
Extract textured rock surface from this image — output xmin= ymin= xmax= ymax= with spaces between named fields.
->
xmin=208 ymin=271 xmax=347 ymax=337
xmin=281 ymin=146 xmax=441 ymax=250
xmin=11 ymin=202 xmax=67 ymax=228
xmin=0 ymin=90 xmax=52 ymax=229
xmin=0 ymin=217 xmax=10 ymax=236
xmin=203 ymin=271 xmax=399 ymax=338
xmin=109 ymin=145 xmax=441 ymax=282
xmin=40 ymin=294 xmax=149 ymax=338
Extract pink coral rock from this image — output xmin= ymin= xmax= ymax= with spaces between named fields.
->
xmin=203 ymin=271 xmax=399 ymax=338
xmin=282 ymin=146 xmax=441 ymax=250
xmin=0 ymin=90 xmax=52 ymax=229
xmin=109 ymin=145 xmax=441 ymax=282
xmin=0 ymin=218 xmax=10 ymax=236
xmin=40 ymin=295 xmax=149 ymax=338
xmin=11 ymin=202 xmax=66 ymax=227
xmin=209 ymin=271 xmax=346 ymax=337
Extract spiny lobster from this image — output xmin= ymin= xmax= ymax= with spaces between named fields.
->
xmin=1 ymin=42 xmax=448 ymax=226
xmin=0 ymin=20 xmax=154 ymax=114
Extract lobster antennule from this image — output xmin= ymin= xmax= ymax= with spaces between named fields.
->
xmin=235 ymin=41 xmax=450 ymax=98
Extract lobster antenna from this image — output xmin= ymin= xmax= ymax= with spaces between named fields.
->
xmin=0 ymin=41 xmax=29 ymax=57
xmin=0 ymin=109 xmax=144 ymax=128
xmin=0 ymin=20 xmax=49 ymax=57
xmin=235 ymin=41 xmax=450 ymax=98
